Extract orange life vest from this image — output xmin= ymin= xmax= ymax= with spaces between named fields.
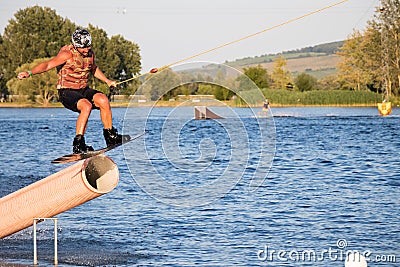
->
xmin=56 ymin=44 xmax=97 ymax=89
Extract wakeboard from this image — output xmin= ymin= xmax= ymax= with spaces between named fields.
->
xmin=51 ymin=131 xmax=146 ymax=164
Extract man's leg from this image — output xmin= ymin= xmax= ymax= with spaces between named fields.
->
xmin=92 ymin=92 xmax=130 ymax=146
xmin=76 ymin=98 xmax=93 ymax=135
xmin=92 ymin=93 xmax=112 ymax=129
xmin=72 ymin=98 xmax=94 ymax=153
xmin=58 ymin=89 xmax=94 ymax=154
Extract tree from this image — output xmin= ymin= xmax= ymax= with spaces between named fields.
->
xmin=378 ymin=0 xmax=400 ymax=97
xmin=87 ymin=25 xmax=111 ymax=93
xmin=271 ymin=56 xmax=292 ymax=89
xmin=337 ymin=0 xmax=400 ymax=96
xmin=295 ymin=73 xmax=318 ymax=92
xmin=318 ymin=75 xmax=341 ymax=91
xmin=0 ymin=35 xmax=7 ymax=98
xmin=337 ymin=29 xmax=380 ymax=91
xmin=0 ymin=6 xmax=76 ymax=83
xmin=213 ymin=84 xmax=234 ymax=101
xmin=89 ymin=25 xmax=141 ymax=96
xmin=197 ymin=83 xmax=215 ymax=95
xmin=242 ymin=64 xmax=270 ymax=89
xmin=7 ymin=58 xmax=57 ymax=106
xmin=0 ymin=6 xmax=142 ymax=100
xmin=142 ymin=68 xmax=179 ymax=101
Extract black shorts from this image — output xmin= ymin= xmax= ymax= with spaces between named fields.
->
xmin=58 ymin=87 xmax=102 ymax=113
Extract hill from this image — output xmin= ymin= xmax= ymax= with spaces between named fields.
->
xmin=225 ymin=41 xmax=344 ymax=79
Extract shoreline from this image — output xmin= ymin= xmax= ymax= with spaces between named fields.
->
xmin=0 ymin=102 xmax=383 ymax=109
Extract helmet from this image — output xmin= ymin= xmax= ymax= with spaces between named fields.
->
xmin=72 ymin=29 xmax=92 ymax=48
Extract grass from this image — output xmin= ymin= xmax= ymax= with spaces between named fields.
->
xmin=261 ymin=89 xmax=388 ymax=106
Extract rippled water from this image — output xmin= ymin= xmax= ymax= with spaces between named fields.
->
xmin=0 ymin=107 xmax=399 ymax=266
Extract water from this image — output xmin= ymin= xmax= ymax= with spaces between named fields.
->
xmin=0 ymin=107 xmax=399 ymax=266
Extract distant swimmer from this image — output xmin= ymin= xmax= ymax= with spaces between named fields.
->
xmin=257 ymin=99 xmax=270 ymax=118
xmin=262 ymin=99 xmax=269 ymax=112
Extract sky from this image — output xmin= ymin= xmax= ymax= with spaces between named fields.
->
xmin=1 ymin=0 xmax=379 ymax=73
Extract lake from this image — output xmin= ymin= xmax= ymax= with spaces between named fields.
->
xmin=0 ymin=106 xmax=399 ymax=266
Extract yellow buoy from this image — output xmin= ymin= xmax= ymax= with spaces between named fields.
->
xmin=378 ymin=101 xmax=392 ymax=116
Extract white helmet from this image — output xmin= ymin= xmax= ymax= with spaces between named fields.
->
xmin=72 ymin=29 xmax=92 ymax=48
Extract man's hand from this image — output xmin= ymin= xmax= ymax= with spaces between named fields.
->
xmin=17 ymin=71 xmax=31 ymax=80
xmin=106 ymin=80 xmax=117 ymax=88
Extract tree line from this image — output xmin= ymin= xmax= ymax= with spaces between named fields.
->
xmin=0 ymin=2 xmax=399 ymax=106
xmin=236 ymin=0 xmax=399 ymax=103
xmin=0 ymin=6 xmax=141 ymax=105
xmin=338 ymin=0 xmax=399 ymax=98
xmin=230 ymin=1 xmax=399 ymax=103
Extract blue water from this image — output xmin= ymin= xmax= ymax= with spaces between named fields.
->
xmin=0 ymin=107 xmax=399 ymax=266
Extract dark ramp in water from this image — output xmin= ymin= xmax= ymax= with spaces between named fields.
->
xmin=194 ymin=106 xmax=224 ymax=120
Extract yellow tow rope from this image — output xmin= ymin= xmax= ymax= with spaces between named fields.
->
xmin=116 ymin=0 xmax=350 ymax=86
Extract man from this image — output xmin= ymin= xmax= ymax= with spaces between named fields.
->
xmin=18 ymin=29 xmax=130 ymax=153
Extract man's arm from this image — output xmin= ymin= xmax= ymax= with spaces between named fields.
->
xmin=17 ymin=49 xmax=70 ymax=79
xmin=93 ymin=67 xmax=116 ymax=87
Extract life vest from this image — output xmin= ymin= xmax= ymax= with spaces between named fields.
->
xmin=56 ymin=44 xmax=97 ymax=89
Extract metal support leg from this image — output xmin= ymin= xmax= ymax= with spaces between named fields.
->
xmin=33 ymin=218 xmax=58 ymax=266
xmin=54 ymin=218 xmax=58 ymax=265
xmin=33 ymin=219 xmax=37 ymax=265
